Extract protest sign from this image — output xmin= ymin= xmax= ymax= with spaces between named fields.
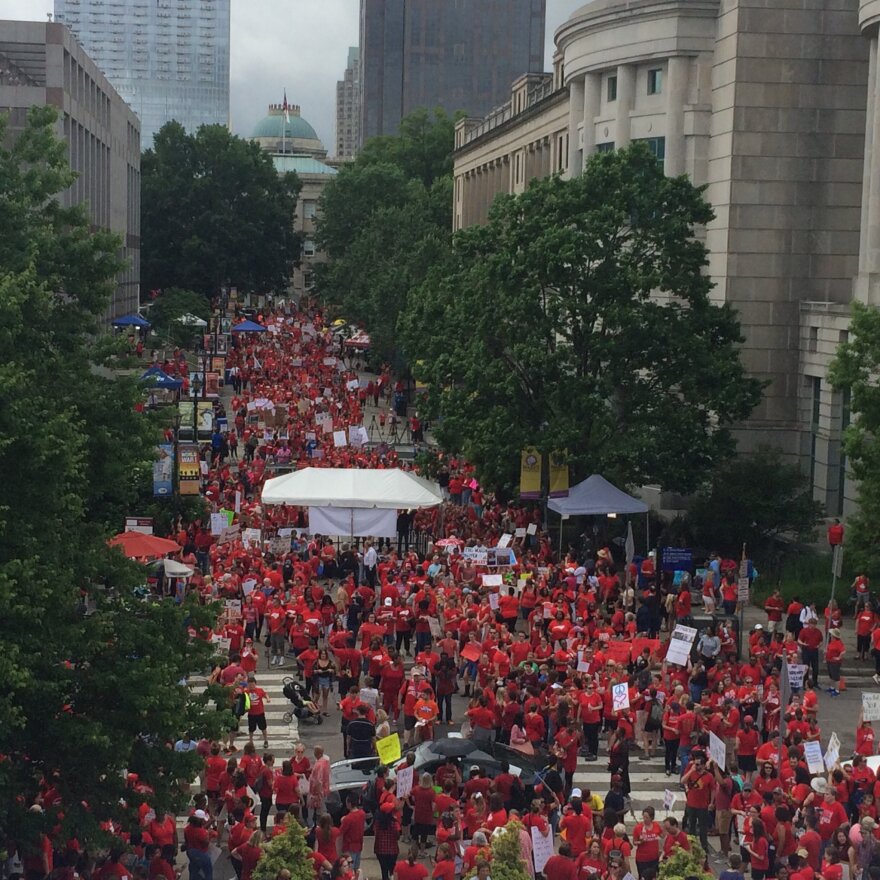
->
xmin=376 ymin=734 xmax=401 ymax=765
xmin=515 ymin=527 xmax=527 ymax=538
xmin=864 ymin=693 xmax=880 ymax=722
xmin=663 ymin=789 xmax=677 ymax=812
xmin=333 ymin=430 xmax=347 ymax=448
xmin=210 ymin=513 xmax=226 ymax=536
xmin=482 ymin=574 xmax=502 ymax=587
xmin=531 ymin=827 xmax=554 ymax=874
xmin=612 ymin=683 xmax=630 ymax=711
xmin=219 ymin=524 xmax=240 ymax=544
xmin=804 ymin=741 xmax=825 ymax=774
xmin=787 ymin=664 xmax=807 ymax=691
xmin=497 ymin=534 xmax=512 ymax=549
xmin=461 ymin=644 xmax=482 ymax=663
xmin=488 ymin=592 xmax=499 ymax=611
xmin=709 ymin=731 xmax=726 ymax=770
xmin=825 ymin=732 xmax=841 ymax=769
xmin=527 ymin=523 xmax=537 ymax=535
xmin=577 ymin=652 xmax=590 ymax=673
xmin=396 ymin=765 xmax=414 ymax=798
xmin=242 ymin=528 xmax=261 ymax=549
xmin=665 ymin=624 xmax=698 ymax=666
xmin=428 ymin=617 xmax=443 ymax=640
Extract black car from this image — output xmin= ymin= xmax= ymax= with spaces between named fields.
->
xmin=325 ymin=737 xmax=547 ymax=826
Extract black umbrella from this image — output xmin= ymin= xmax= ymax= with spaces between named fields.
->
xmin=427 ymin=738 xmax=478 ymax=758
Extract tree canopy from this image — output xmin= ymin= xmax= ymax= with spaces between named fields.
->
xmin=142 ymin=121 xmax=301 ymax=297
xmin=829 ymin=300 xmax=880 ymax=571
xmin=315 ymin=109 xmax=455 ymax=364
xmin=686 ymin=446 xmax=824 ymax=554
xmin=400 ymin=145 xmax=764 ymax=494
xmin=0 ymin=106 xmax=224 ymax=851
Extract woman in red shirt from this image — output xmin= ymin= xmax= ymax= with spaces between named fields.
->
xmin=745 ymin=818 xmax=770 ymax=880
xmin=314 ymin=813 xmax=341 ymax=864
xmin=394 ymin=845 xmax=429 ymax=880
xmin=825 ymin=629 xmax=846 ymax=696
xmin=410 ymin=773 xmax=437 ymax=848
xmin=273 ymin=761 xmax=300 ymax=820
xmin=183 ymin=813 xmax=212 ymax=880
xmin=231 ymin=831 xmax=263 ymax=880
xmin=633 ymin=807 xmax=662 ymax=878
xmin=432 ymin=844 xmax=456 ymax=880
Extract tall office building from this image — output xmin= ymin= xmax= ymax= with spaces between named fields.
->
xmin=336 ymin=46 xmax=360 ymax=159
xmin=359 ymin=0 xmax=546 ymax=146
xmin=54 ymin=0 xmax=230 ymax=148
xmin=0 ymin=19 xmax=141 ymax=319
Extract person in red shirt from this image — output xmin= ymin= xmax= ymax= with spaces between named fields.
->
xmin=816 ymin=788 xmax=848 ymax=842
xmin=245 ymin=677 xmax=270 ymax=749
xmin=544 ymin=843 xmax=578 ymax=880
xmin=825 ymin=628 xmax=846 ymax=696
xmin=632 ymin=806 xmax=662 ymax=877
xmin=682 ymin=754 xmax=713 ymax=851
xmin=735 ymin=714 xmax=760 ymax=782
xmin=798 ymin=620 xmax=823 ymax=687
xmin=857 ymin=606 xmax=876 ymax=660
xmin=559 ymin=796 xmax=592 ymax=857
xmin=661 ymin=817 xmax=690 ymax=860
xmin=745 ymin=818 xmax=770 ymax=880
xmin=432 ymin=844 xmax=456 ymax=880
xmin=395 ymin=845 xmax=430 ymax=880
xmin=764 ymin=590 xmax=784 ymax=634
xmin=340 ymin=795 xmax=367 ymax=871
xmin=183 ymin=812 xmax=212 ymax=880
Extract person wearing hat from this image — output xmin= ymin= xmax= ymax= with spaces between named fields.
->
xmin=825 ymin=628 xmax=846 ymax=696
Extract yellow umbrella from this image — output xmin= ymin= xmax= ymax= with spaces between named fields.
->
xmin=332 ymin=318 xmax=346 ymax=327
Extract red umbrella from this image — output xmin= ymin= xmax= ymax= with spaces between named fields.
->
xmin=108 ymin=531 xmax=181 ymax=559
xmin=435 ymin=537 xmax=465 ymax=548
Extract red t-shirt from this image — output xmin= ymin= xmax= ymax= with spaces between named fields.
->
xmin=340 ymin=809 xmax=366 ymax=852
xmin=543 ymin=855 xmax=577 ymax=880
xmin=633 ymin=821 xmax=662 ymax=862
xmin=394 ymin=862 xmax=429 ymax=880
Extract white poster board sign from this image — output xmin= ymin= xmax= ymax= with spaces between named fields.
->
xmin=395 ymin=765 xmax=414 ymax=799
xmin=482 ymin=574 xmax=502 ymax=587
xmin=527 ymin=523 xmax=537 ymax=535
xmin=612 ymin=682 xmax=630 ymax=712
xmin=210 ymin=512 xmax=226 ymax=536
xmin=663 ymin=789 xmax=677 ymax=812
xmin=497 ymin=533 xmax=512 ymax=549
xmin=665 ymin=624 xmax=698 ymax=667
xmin=825 ymin=731 xmax=841 ymax=770
xmin=863 ymin=693 xmax=880 ymax=722
xmin=242 ymin=528 xmax=261 ymax=549
xmin=788 ymin=664 xmax=807 ymax=691
xmin=709 ymin=731 xmax=726 ymax=770
xmin=333 ymin=430 xmax=347 ymax=448
xmin=804 ymin=741 xmax=825 ymax=774
xmin=531 ymin=826 xmax=554 ymax=874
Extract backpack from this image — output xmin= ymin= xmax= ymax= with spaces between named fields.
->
xmin=645 ymin=701 xmax=663 ymax=733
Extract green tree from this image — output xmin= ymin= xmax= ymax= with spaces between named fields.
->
xmin=148 ymin=286 xmax=212 ymax=347
xmin=0 ymin=106 xmax=225 ymax=851
xmin=687 ymin=446 xmax=824 ymax=554
xmin=142 ymin=121 xmax=301 ymax=297
xmin=829 ymin=300 xmax=880 ymax=571
xmin=251 ymin=821 xmax=314 ymax=880
xmin=478 ymin=821 xmax=531 ymax=880
xmin=400 ymin=145 xmax=763 ymax=494
xmin=316 ymin=109 xmax=456 ymax=364
xmin=658 ymin=838 xmax=710 ymax=880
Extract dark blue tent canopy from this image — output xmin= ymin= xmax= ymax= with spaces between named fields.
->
xmin=231 ymin=319 xmax=267 ymax=333
xmin=141 ymin=367 xmax=182 ymax=390
xmin=112 ymin=314 xmax=151 ymax=328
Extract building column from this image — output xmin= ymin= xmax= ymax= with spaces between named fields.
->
xmin=860 ymin=36 xmax=878 ymax=274
xmin=615 ymin=64 xmax=635 ymax=148
xmin=664 ymin=57 xmax=689 ymax=176
xmin=567 ymin=77 xmax=585 ymax=178
xmin=582 ymin=72 xmax=601 ymax=162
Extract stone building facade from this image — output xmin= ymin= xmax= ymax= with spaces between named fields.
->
xmin=453 ymin=0 xmax=876 ymax=515
xmin=0 ymin=19 xmax=141 ymax=320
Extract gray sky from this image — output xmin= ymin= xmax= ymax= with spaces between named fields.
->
xmin=0 ymin=0 xmax=585 ymax=153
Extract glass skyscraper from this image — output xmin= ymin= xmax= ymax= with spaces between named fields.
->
xmin=54 ymin=0 xmax=230 ymax=148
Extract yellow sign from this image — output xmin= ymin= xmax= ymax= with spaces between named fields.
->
xmin=376 ymin=733 xmax=402 ymax=766
xmin=520 ymin=447 xmax=542 ymax=499
xmin=549 ymin=451 xmax=569 ymax=498
xmin=178 ymin=443 xmax=201 ymax=495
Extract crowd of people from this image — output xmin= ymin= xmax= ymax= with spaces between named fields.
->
xmin=14 ymin=303 xmax=880 ymax=880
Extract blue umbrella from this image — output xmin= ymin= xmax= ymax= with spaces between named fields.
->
xmin=112 ymin=314 xmax=151 ymax=328
xmin=231 ymin=319 xmax=267 ymax=333
xmin=141 ymin=367 xmax=183 ymax=390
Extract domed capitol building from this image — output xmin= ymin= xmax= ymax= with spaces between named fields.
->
xmin=250 ymin=102 xmax=338 ymax=300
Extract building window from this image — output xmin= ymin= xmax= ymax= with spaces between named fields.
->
xmin=303 ymin=200 xmax=317 ymax=220
xmin=303 ymin=239 xmax=315 ymax=257
xmin=596 ymin=142 xmax=615 ymax=153
xmin=809 ymin=325 xmax=818 ymax=353
xmin=606 ymin=75 xmax=617 ymax=102
xmin=304 ymin=271 xmax=315 ymax=289
xmin=635 ymin=136 xmax=665 ymax=161
xmin=810 ymin=375 xmax=821 ymax=489
xmin=647 ymin=68 xmax=663 ymax=95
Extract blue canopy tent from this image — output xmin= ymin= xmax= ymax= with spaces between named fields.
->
xmin=112 ymin=314 xmax=151 ymax=329
xmin=548 ymin=473 xmax=650 ymax=554
xmin=140 ymin=366 xmax=182 ymax=390
xmin=231 ymin=319 xmax=267 ymax=333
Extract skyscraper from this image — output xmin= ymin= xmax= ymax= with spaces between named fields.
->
xmin=54 ymin=0 xmax=230 ymax=148
xmin=359 ymin=0 xmax=546 ymax=146
xmin=336 ymin=47 xmax=360 ymax=159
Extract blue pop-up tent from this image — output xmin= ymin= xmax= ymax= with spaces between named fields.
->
xmin=141 ymin=366 xmax=182 ymax=390
xmin=112 ymin=314 xmax=151 ymax=328
xmin=231 ymin=319 xmax=267 ymax=333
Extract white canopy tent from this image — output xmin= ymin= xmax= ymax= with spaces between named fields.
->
xmin=261 ymin=467 xmax=443 ymax=537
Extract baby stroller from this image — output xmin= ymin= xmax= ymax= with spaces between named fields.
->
xmin=282 ymin=678 xmax=323 ymax=725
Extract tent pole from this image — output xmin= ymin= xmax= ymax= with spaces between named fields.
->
xmin=646 ymin=511 xmax=650 ymax=555
xmin=558 ymin=514 xmax=563 ymax=559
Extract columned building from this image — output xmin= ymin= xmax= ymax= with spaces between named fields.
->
xmin=454 ymin=0 xmax=874 ymax=515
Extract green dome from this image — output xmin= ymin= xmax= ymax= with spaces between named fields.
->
xmin=251 ymin=111 xmax=319 ymax=142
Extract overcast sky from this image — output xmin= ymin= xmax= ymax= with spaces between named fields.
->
xmin=0 ymin=0 xmax=585 ymax=152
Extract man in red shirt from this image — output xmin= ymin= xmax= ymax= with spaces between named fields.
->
xmin=543 ymin=843 xmax=577 ymax=880
xmin=764 ymin=590 xmax=784 ymax=634
xmin=682 ymin=754 xmax=713 ymax=851
xmin=798 ymin=619 xmax=823 ymax=686
xmin=245 ymin=676 xmax=270 ymax=749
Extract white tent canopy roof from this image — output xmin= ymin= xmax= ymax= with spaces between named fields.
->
xmin=261 ymin=467 xmax=443 ymax=509
xmin=548 ymin=474 xmax=649 ymax=516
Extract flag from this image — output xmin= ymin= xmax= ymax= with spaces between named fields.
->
xmin=519 ymin=448 xmax=541 ymax=499
xmin=282 ymin=90 xmax=290 ymax=124
xmin=625 ymin=521 xmax=635 ymax=566
xmin=549 ymin=451 xmax=569 ymax=498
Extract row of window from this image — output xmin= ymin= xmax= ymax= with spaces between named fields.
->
xmin=604 ymin=67 xmax=663 ymax=102
xmin=594 ymin=137 xmax=665 ymax=159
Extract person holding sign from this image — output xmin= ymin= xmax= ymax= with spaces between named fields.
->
xmin=682 ymin=753 xmax=713 ymax=851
